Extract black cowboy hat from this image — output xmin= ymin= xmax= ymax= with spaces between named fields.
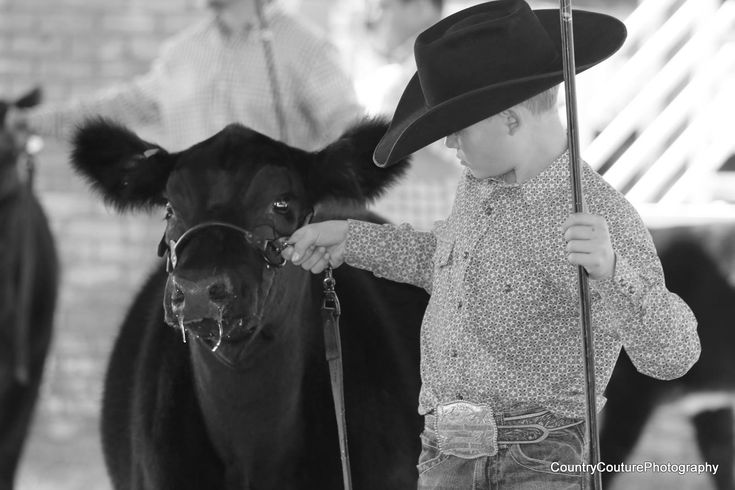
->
xmin=373 ymin=0 xmax=627 ymax=167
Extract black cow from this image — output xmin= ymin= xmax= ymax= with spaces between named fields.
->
xmin=602 ymin=229 xmax=735 ymax=490
xmin=0 ymin=90 xmax=58 ymax=490
xmin=70 ymin=118 xmax=429 ymax=490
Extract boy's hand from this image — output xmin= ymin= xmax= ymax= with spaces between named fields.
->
xmin=562 ymin=213 xmax=615 ymax=280
xmin=281 ymin=220 xmax=348 ymax=274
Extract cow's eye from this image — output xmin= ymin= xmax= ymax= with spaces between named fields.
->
xmin=164 ymin=204 xmax=174 ymax=220
xmin=273 ymin=199 xmax=289 ymax=214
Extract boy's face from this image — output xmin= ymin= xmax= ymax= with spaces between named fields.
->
xmin=444 ymin=113 xmax=519 ymax=181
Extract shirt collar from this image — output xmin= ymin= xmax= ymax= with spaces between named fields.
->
xmin=463 ymin=149 xmax=570 ymax=205
xmin=519 ymin=149 xmax=570 ymax=205
xmin=213 ymin=2 xmax=280 ymax=40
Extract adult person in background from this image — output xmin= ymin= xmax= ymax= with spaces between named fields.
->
xmin=340 ymin=0 xmax=462 ymax=230
xmin=9 ymin=0 xmax=361 ymax=152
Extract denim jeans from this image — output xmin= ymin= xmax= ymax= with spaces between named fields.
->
xmin=417 ymin=414 xmax=590 ymax=489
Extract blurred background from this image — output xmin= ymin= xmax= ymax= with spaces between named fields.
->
xmin=0 ymin=0 xmax=734 ymax=489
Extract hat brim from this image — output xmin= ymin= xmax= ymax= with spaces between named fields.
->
xmin=374 ymin=9 xmax=627 ymax=167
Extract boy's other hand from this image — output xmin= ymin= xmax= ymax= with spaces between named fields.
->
xmin=281 ymin=220 xmax=349 ymax=274
xmin=562 ymin=213 xmax=615 ymax=280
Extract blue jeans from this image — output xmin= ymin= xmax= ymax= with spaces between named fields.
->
xmin=417 ymin=414 xmax=589 ymax=489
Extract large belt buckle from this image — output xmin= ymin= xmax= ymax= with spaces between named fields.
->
xmin=435 ymin=401 xmax=498 ymax=459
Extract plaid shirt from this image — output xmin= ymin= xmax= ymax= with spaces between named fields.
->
xmin=28 ymin=6 xmax=361 ymax=152
xmin=345 ymin=151 xmax=700 ymax=418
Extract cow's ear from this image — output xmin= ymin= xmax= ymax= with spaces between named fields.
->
xmin=14 ymin=87 xmax=42 ymax=109
xmin=70 ymin=118 xmax=174 ymax=212
xmin=307 ymin=118 xmax=410 ymax=204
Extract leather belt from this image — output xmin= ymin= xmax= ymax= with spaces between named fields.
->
xmin=424 ymin=401 xmax=582 ymax=459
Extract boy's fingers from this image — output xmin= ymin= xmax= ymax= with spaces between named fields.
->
xmin=566 ymin=241 xmax=594 ymax=254
xmin=299 ymin=248 xmax=326 ymax=270
xmin=309 ymin=256 xmax=330 ymax=274
xmin=287 ymin=227 xmax=317 ymax=263
xmin=564 ymin=226 xmax=593 ymax=241
xmin=562 ymin=213 xmax=599 ymax=230
xmin=280 ymin=243 xmax=295 ymax=260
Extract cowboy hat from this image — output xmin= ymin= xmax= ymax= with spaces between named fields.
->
xmin=373 ymin=0 xmax=626 ymax=167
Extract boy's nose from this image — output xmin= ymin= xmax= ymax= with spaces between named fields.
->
xmin=444 ymin=133 xmax=457 ymax=149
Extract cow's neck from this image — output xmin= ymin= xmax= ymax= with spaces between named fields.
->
xmin=189 ymin=265 xmax=334 ymax=487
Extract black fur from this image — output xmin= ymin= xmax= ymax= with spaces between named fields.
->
xmin=307 ymin=117 xmax=411 ymax=204
xmin=71 ymin=118 xmax=425 ymax=489
xmin=70 ymin=118 xmax=173 ymax=212
xmin=0 ymin=89 xmax=58 ymax=490
xmin=14 ymin=88 xmax=41 ymax=109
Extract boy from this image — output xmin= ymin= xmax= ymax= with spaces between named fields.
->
xmin=282 ymin=1 xmax=700 ymax=488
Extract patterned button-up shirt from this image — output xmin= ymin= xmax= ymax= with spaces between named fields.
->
xmin=28 ymin=6 xmax=361 ymax=152
xmin=345 ymin=151 xmax=700 ymax=418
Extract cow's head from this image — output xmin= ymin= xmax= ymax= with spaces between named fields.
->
xmin=71 ymin=118 xmax=408 ymax=365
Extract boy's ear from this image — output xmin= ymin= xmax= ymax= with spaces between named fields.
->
xmin=305 ymin=118 xmax=410 ymax=205
xmin=505 ymin=109 xmax=520 ymax=135
xmin=70 ymin=117 xmax=174 ymax=212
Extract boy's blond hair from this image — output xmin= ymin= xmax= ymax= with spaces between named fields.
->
xmin=518 ymin=85 xmax=559 ymax=114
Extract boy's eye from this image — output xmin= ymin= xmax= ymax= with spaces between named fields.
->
xmin=273 ymin=199 xmax=289 ymax=214
xmin=164 ymin=204 xmax=174 ymax=220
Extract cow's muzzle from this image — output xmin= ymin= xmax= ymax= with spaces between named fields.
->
xmin=164 ymin=272 xmax=262 ymax=352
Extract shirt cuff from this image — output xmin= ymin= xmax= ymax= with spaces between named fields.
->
xmin=590 ymin=254 xmax=645 ymax=308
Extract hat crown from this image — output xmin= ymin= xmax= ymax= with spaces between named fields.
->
xmin=415 ymin=0 xmax=559 ymax=108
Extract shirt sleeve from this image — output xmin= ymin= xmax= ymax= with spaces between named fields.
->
xmin=295 ymin=36 xmax=363 ymax=145
xmin=344 ymin=219 xmax=437 ymax=292
xmin=26 ymin=47 xmax=166 ymax=141
xmin=590 ymin=199 xmax=701 ymax=380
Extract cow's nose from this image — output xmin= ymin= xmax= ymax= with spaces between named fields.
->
xmin=170 ymin=274 xmax=235 ymax=320
xmin=208 ymin=282 xmax=232 ymax=304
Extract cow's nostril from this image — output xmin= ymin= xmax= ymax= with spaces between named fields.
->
xmin=172 ymin=287 xmax=185 ymax=305
xmin=208 ymin=283 xmax=230 ymax=303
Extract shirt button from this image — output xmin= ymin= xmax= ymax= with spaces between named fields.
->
xmin=456 ymin=393 xmax=464 ymax=400
xmin=484 ymin=206 xmax=493 ymax=216
xmin=503 ymin=284 xmax=513 ymax=293
xmin=450 ymin=350 xmax=458 ymax=358
xmin=463 ymin=251 xmax=470 ymax=260
xmin=457 ymin=300 xmax=463 ymax=309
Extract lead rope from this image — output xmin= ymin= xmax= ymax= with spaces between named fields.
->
xmin=321 ymin=266 xmax=352 ymax=490
xmin=254 ymin=0 xmax=289 ymax=143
